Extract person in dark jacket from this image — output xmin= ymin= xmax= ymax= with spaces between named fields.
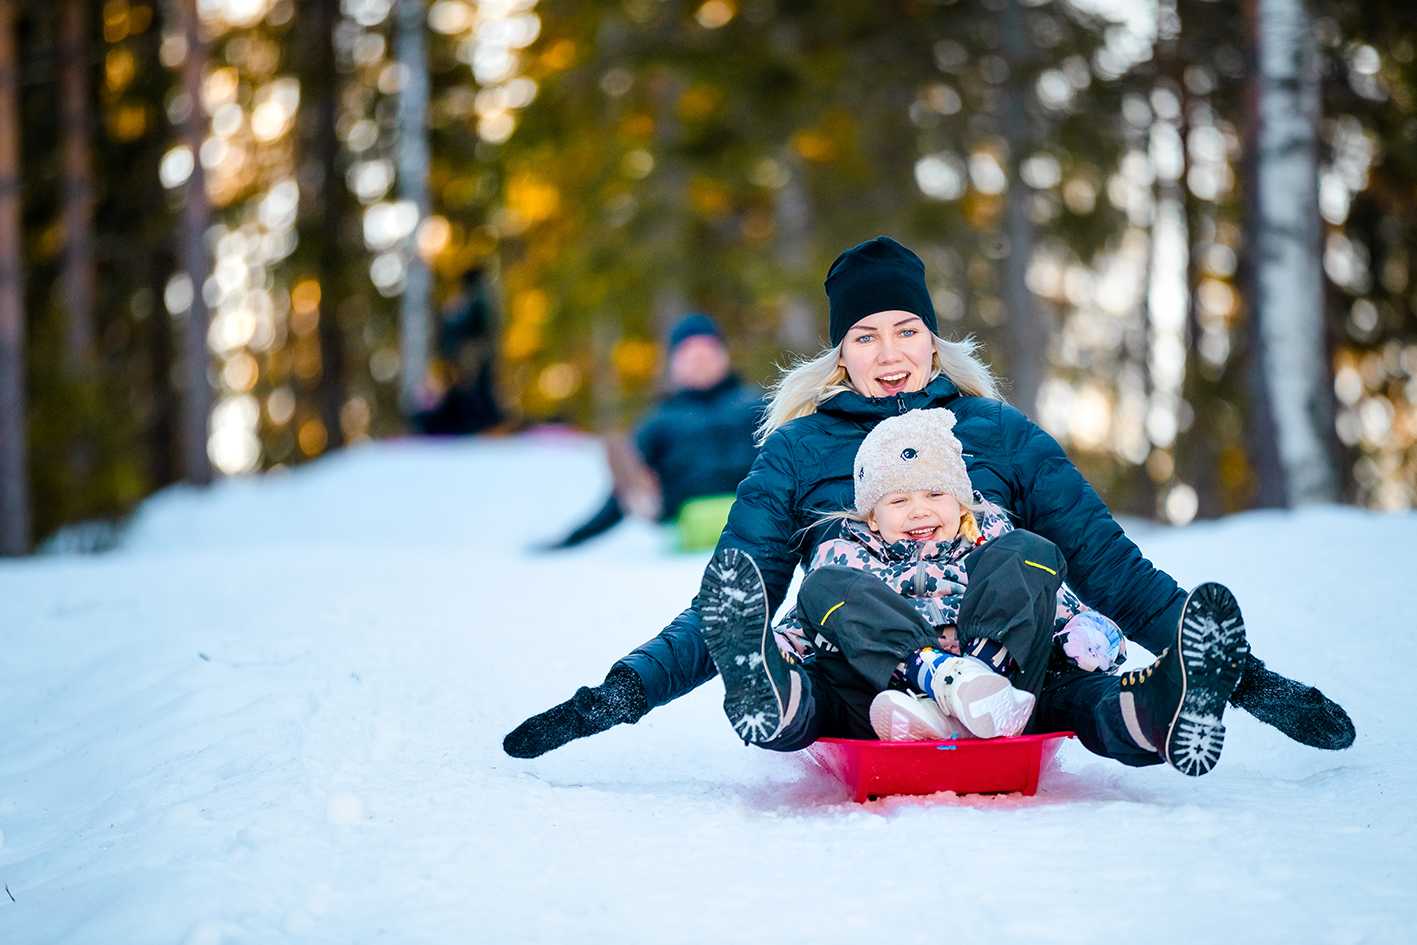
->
xmin=504 ymin=237 xmax=1355 ymax=770
xmin=546 ymin=313 xmax=763 ymax=549
xmin=413 ymin=267 xmax=503 ymax=436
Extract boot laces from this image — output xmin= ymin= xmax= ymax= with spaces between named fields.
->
xmin=1119 ymin=647 xmax=1168 ymax=687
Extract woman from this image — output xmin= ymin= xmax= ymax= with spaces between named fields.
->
xmin=503 ymin=236 xmax=1354 ymax=769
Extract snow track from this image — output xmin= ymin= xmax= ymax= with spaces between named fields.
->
xmin=1 ymin=435 xmax=1413 ymax=943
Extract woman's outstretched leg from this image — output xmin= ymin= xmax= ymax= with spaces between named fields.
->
xmin=699 ymin=547 xmax=824 ymax=750
xmin=1039 ymin=582 xmax=1251 ymax=776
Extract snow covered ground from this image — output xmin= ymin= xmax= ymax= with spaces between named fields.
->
xmin=2 ymin=432 xmax=1414 ymax=944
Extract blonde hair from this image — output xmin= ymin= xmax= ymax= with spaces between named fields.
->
xmin=756 ymin=333 xmax=1003 ymax=445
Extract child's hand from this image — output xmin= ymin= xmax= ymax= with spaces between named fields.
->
xmin=937 ymin=625 xmax=961 ymax=655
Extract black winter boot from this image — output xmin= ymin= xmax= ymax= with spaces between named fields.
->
xmin=699 ymin=547 xmax=803 ymax=745
xmin=1119 ymin=583 xmax=1249 ymax=776
xmin=1228 ymin=654 xmax=1355 ymax=750
xmin=502 ymin=666 xmax=649 ymax=759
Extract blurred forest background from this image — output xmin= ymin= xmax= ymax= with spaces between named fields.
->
xmin=0 ymin=0 xmax=1415 ymax=554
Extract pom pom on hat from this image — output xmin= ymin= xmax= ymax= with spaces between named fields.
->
xmin=853 ymin=408 xmax=974 ymax=515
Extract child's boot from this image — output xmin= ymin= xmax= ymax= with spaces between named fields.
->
xmin=699 ymin=547 xmax=803 ymax=745
xmin=869 ymin=690 xmax=974 ymax=741
xmin=929 ymin=655 xmax=1036 ymax=739
xmin=1119 ymin=582 xmax=1250 ymax=776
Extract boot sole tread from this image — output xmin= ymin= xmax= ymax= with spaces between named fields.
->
xmin=700 ymin=548 xmax=785 ymax=744
xmin=1166 ymin=582 xmax=1250 ymax=776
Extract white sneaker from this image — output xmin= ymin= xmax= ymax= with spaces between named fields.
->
xmin=929 ymin=655 xmax=1036 ymax=739
xmin=869 ymin=690 xmax=974 ymax=741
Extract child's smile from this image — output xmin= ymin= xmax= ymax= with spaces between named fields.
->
xmin=868 ymin=490 xmax=964 ymax=544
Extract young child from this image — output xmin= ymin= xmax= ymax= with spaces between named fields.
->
xmin=773 ymin=407 xmax=1126 ymax=742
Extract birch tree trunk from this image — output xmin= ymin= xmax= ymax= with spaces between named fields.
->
xmin=396 ymin=0 xmax=431 ymax=414
xmin=60 ymin=0 xmax=96 ymax=376
xmin=0 ymin=0 xmax=29 ymax=554
xmin=180 ymin=0 xmax=212 ymax=484
xmin=1250 ymin=0 xmax=1339 ymax=505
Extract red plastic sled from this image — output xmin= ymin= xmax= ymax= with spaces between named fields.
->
xmin=804 ymin=732 xmax=1074 ymax=802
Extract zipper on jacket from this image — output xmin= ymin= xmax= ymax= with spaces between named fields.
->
xmin=895 ymin=394 xmax=907 ymax=415
xmin=913 ymin=541 xmax=926 ymax=598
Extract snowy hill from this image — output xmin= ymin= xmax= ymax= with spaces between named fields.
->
xmin=2 ymin=434 xmax=1414 ymax=944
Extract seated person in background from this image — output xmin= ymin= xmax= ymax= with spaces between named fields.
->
xmin=413 ymin=267 xmax=503 ymax=436
xmin=545 ymin=313 xmax=764 ymax=550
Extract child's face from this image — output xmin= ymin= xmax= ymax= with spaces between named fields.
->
xmin=868 ymin=490 xmax=963 ymax=544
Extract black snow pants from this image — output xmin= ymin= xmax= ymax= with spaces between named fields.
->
xmin=759 ymin=530 xmax=1164 ymax=767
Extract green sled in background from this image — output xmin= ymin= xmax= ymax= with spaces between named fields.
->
xmin=673 ymin=494 xmax=736 ymax=552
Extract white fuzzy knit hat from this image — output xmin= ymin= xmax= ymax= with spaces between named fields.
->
xmin=853 ymin=408 xmax=974 ymax=515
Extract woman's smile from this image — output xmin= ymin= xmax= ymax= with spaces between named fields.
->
xmin=875 ymin=371 xmax=911 ymax=395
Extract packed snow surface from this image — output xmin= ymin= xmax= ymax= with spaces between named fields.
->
xmin=2 ymin=433 xmax=1414 ymax=944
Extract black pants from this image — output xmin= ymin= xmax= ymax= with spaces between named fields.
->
xmin=761 ymin=530 xmax=1163 ymax=767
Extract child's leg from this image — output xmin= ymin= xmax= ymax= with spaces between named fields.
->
xmin=957 ymin=529 xmax=1067 ymax=705
xmin=795 ymin=565 xmax=941 ymax=738
xmin=797 ymin=565 xmax=940 ymax=690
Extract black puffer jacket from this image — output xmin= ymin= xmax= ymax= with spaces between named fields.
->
xmin=552 ymin=376 xmax=763 ymax=547
xmin=637 ymin=375 xmax=763 ymax=520
xmin=615 ymin=373 xmax=1188 ymax=709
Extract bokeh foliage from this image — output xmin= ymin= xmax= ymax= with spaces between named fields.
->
xmin=11 ymin=0 xmax=1417 ymax=550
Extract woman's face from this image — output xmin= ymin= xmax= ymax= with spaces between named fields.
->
xmin=838 ymin=311 xmax=935 ymax=398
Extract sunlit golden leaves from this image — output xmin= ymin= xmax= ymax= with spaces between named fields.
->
xmin=103 ymin=0 xmax=151 ymax=44
xmin=964 ymin=191 xmax=1004 ymax=228
xmin=290 ymin=279 xmax=321 ymax=318
xmin=620 ymin=112 xmax=655 ymax=140
xmin=537 ymin=39 xmax=577 ymax=74
xmin=107 ymin=103 xmax=149 ymax=141
xmin=677 ymin=84 xmax=723 ymax=122
xmin=504 ymin=289 xmax=550 ymax=360
xmin=688 ymin=177 xmax=732 ymax=218
xmin=293 ymin=337 xmax=322 ymax=383
xmin=612 ymin=339 xmax=659 ymax=385
xmin=105 ymin=48 xmax=136 ymax=94
xmin=505 ymin=171 xmax=560 ymax=226
xmin=792 ymin=129 xmax=837 ymax=163
xmin=298 ymin=418 xmax=328 ymax=456
xmin=537 ymin=362 xmax=581 ymax=400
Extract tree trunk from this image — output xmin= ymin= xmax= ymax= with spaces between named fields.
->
xmin=0 ymin=0 xmax=29 ymax=554
xmin=59 ymin=0 xmax=96 ymax=376
xmin=180 ymin=0 xmax=212 ymax=484
xmin=997 ymin=0 xmax=1046 ymax=420
xmin=301 ymin=0 xmax=346 ymax=450
xmin=396 ymin=0 xmax=431 ymax=414
xmin=1248 ymin=0 xmax=1338 ymax=506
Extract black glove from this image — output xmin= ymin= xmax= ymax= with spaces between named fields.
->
xmin=502 ymin=666 xmax=650 ymax=759
xmin=1229 ymin=654 xmax=1355 ymax=750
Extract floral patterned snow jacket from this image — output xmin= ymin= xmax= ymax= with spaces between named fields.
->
xmin=773 ymin=496 xmax=1124 ymax=673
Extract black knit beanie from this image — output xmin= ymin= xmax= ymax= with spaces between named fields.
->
xmin=824 ymin=236 xmax=938 ymax=346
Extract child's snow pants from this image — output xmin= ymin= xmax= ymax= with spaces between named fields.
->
xmin=759 ymin=529 xmax=1163 ymax=767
